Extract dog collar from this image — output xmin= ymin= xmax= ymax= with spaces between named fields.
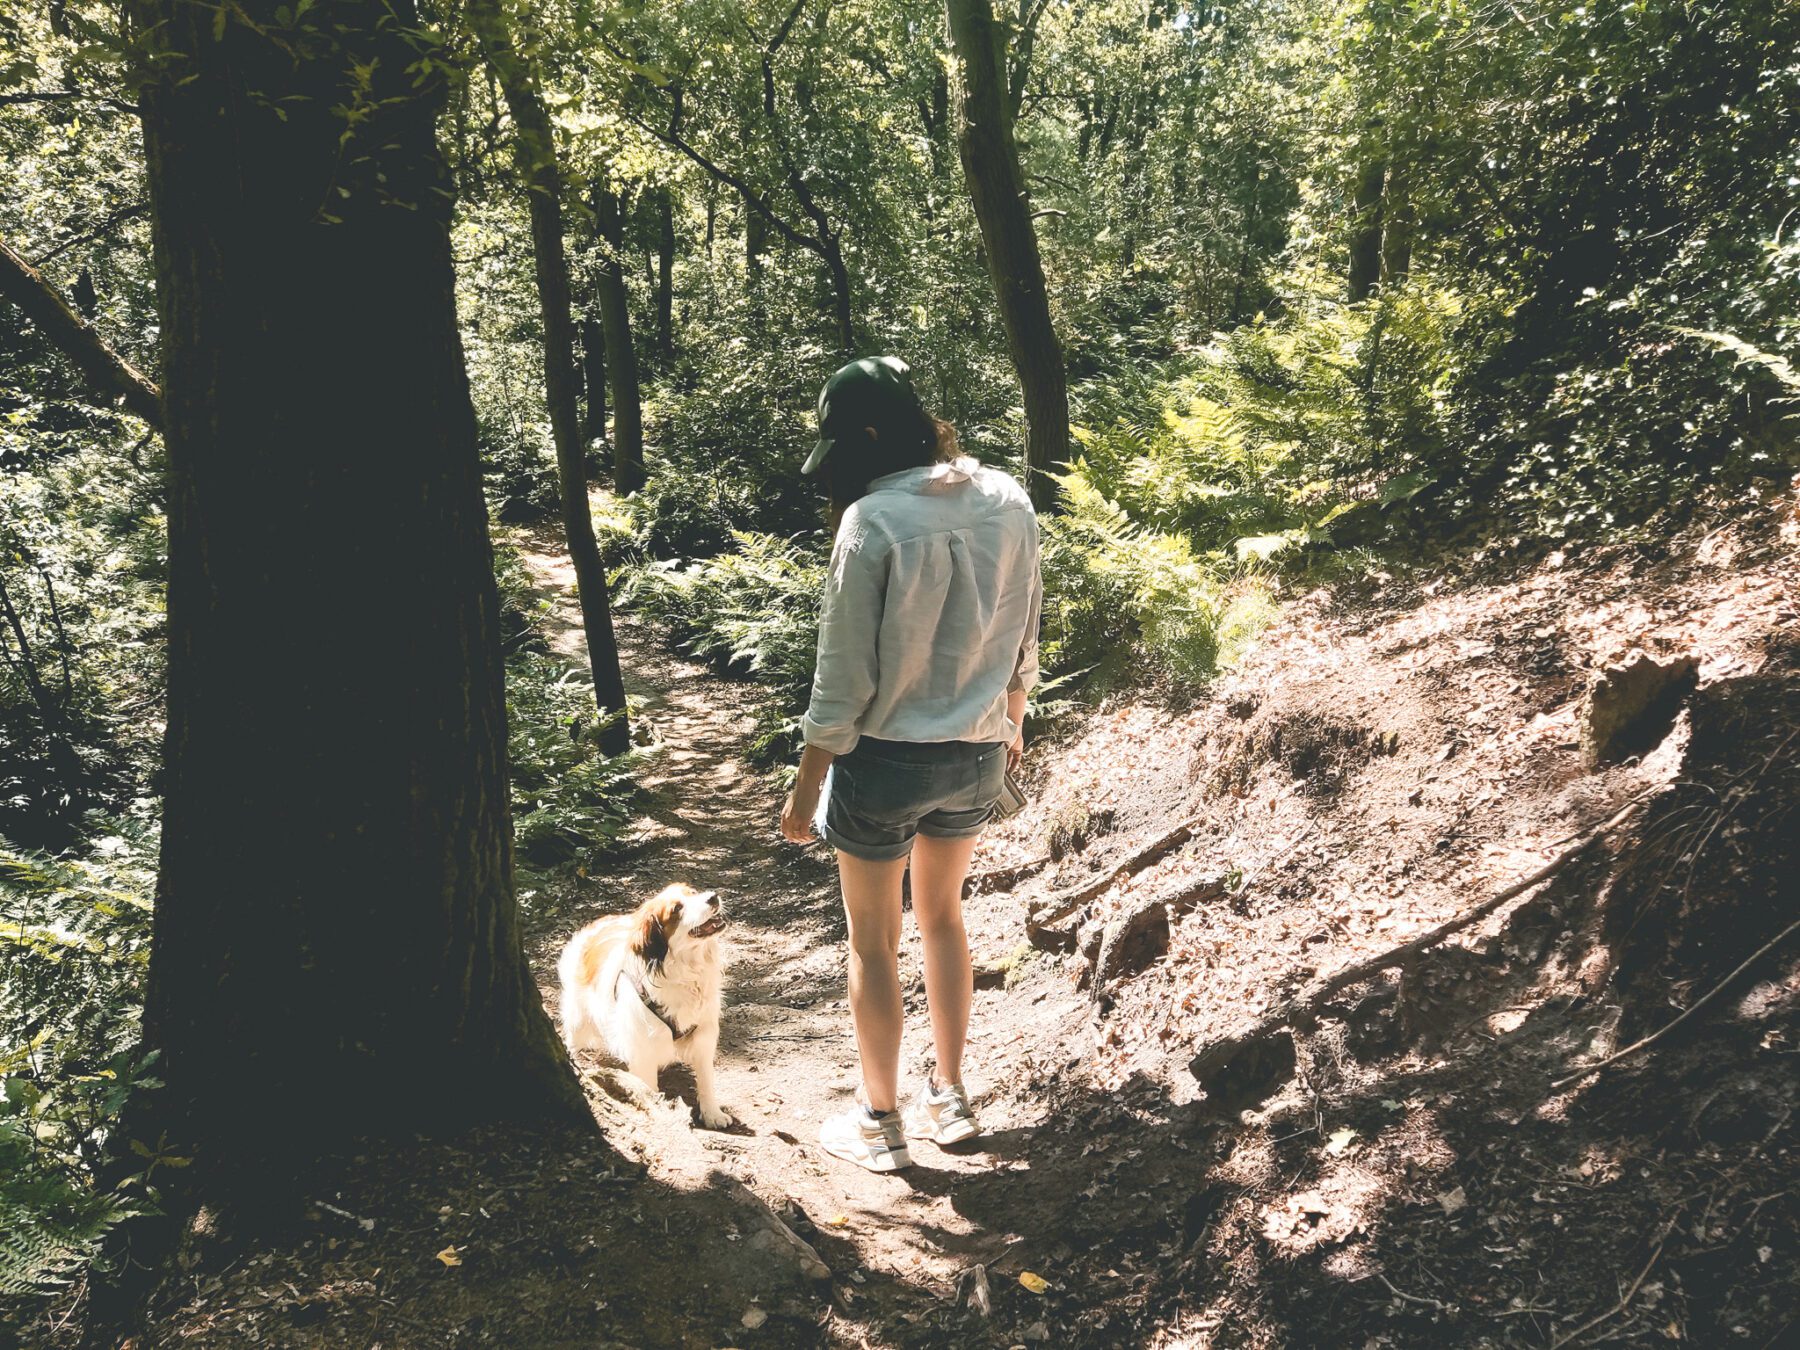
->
xmin=617 ymin=967 xmax=696 ymax=1042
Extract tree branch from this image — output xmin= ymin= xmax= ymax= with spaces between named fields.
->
xmin=622 ymin=109 xmax=827 ymax=259
xmin=757 ymin=0 xmax=841 ymax=252
xmin=0 ymin=89 xmax=139 ymax=115
xmin=0 ymin=235 xmax=162 ymax=425
xmin=1008 ymin=0 xmax=1053 ymax=120
xmin=32 ymin=200 xmax=148 ymax=267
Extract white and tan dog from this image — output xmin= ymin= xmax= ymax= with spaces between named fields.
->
xmin=556 ymin=882 xmax=731 ymax=1128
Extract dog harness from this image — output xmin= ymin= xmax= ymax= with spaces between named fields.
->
xmin=617 ymin=967 xmax=696 ymax=1042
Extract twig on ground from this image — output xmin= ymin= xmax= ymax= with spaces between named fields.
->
xmin=1376 ymin=1272 xmax=1450 ymax=1313
xmin=1551 ymin=918 xmax=1800 ymax=1090
xmin=1548 ymin=1213 xmax=1679 ymax=1349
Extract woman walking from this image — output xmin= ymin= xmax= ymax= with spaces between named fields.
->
xmin=779 ymin=356 xmax=1042 ymax=1172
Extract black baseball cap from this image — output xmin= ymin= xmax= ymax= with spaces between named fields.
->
xmin=803 ymin=355 xmax=921 ymax=475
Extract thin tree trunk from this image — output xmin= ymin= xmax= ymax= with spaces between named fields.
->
xmin=821 ymin=234 xmax=854 ymax=354
xmin=0 ymin=570 xmax=56 ymax=728
xmin=947 ymin=0 xmax=1070 ymax=511
xmin=473 ymin=0 xmax=631 ymax=755
xmin=582 ymin=313 xmax=607 ymax=445
xmin=1229 ymin=159 xmax=1264 ymax=325
xmin=653 ymin=185 xmax=675 ymax=365
xmin=1380 ymin=162 xmax=1413 ymax=286
xmin=0 ymin=234 xmax=162 ymax=424
xmin=132 ymin=0 xmax=585 ymax=1172
xmin=593 ymin=184 xmax=646 ymax=496
xmin=745 ymin=204 xmax=767 ymax=292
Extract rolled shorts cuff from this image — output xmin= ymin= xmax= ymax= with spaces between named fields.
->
xmin=817 ymin=815 xmax=917 ymax=862
xmin=916 ymin=806 xmax=992 ymax=840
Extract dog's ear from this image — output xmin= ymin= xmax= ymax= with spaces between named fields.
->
xmin=631 ymin=901 xmax=671 ymax=970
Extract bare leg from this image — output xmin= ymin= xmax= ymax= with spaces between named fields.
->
xmin=909 ymin=832 xmax=979 ymax=1087
xmin=837 ymin=850 xmax=909 ymax=1113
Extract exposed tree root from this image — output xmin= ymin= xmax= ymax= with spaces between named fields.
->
xmin=1025 ymin=815 xmax=1202 ymax=947
xmin=1190 ymin=793 xmax=1654 ymax=1108
xmin=964 ymin=852 xmax=1052 ymax=896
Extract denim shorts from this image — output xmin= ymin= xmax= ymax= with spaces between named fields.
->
xmin=819 ymin=737 xmax=1008 ymax=862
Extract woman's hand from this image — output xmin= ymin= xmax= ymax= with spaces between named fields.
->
xmin=780 ymin=782 xmax=819 ymax=845
xmin=780 ymin=743 xmax=836 ymax=845
xmin=1005 ymin=687 xmax=1027 ymax=773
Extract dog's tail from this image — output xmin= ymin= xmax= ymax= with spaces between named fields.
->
xmin=556 ymin=926 xmax=589 ymax=992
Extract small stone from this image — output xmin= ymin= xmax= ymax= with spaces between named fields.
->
xmin=741 ymin=1307 xmax=767 ymax=1329
xmin=1023 ymin=1321 xmax=1051 ymax=1341
xmin=957 ymin=1263 xmax=992 ymax=1316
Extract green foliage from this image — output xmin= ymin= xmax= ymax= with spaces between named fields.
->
xmin=624 ymin=531 xmax=825 ymax=762
xmin=493 ymin=546 xmax=640 ymax=876
xmin=0 ymin=1159 xmax=136 ymax=1300
xmin=0 ymin=326 xmax=165 ymax=854
xmin=634 ymin=343 xmax=827 ymax=557
xmin=507 ymin=659 xmax=640 ymax=876
xmin=0 ymin=830 xmax=157 ymax=1309
xmin=1041 ymin=473 xmax=1275 ymax=686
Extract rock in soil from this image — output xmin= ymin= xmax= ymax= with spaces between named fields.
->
xmin=1092 ymin=895 xmax=1171 ymax=991
xmin=1580 ymin=649 xmax=1698 ymax=767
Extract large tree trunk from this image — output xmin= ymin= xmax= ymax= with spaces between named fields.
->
xmin=593 ymin=184 xmax=645 ymax=496
xmin=946 ymin=0 xmax=1070 ymax=511
xmin=473 ymin=0 xmax=631 ymax=754
xmin=133 ymin=0 xmax=585 ymax=1166
xmin=1347 ymin=158 xmax=1387 ymax=302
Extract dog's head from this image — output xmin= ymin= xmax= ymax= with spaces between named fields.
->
xmin=631 ymin=882 xmax=725 ymax=969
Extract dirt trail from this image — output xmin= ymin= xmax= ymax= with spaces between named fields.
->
xmin=508 ymin=530 xmax=1088 ymax=1332
xmin=503 ymin=502 xmax=1800 ymax=1350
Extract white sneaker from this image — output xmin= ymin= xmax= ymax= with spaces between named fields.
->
xmin=903 ymin=1079 xmax=981 ymax=1145
xmin=818 ymin=1104 xmax=912 ymax=1172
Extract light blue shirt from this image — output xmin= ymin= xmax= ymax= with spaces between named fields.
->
xmin=800 ymin=458 xmax=1042 ymax=755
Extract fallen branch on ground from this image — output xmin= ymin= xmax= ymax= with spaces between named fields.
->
xmin=1190 ymin=793 xmax=1652 ymax=1105
xmin=1550 ymin=916 xmax=1800 ymax=1091
xmin=720 ymin=1177 xmax=831 ymax=1281
xmin=1548 ymin=1211 xmax=1681 ymax=1348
